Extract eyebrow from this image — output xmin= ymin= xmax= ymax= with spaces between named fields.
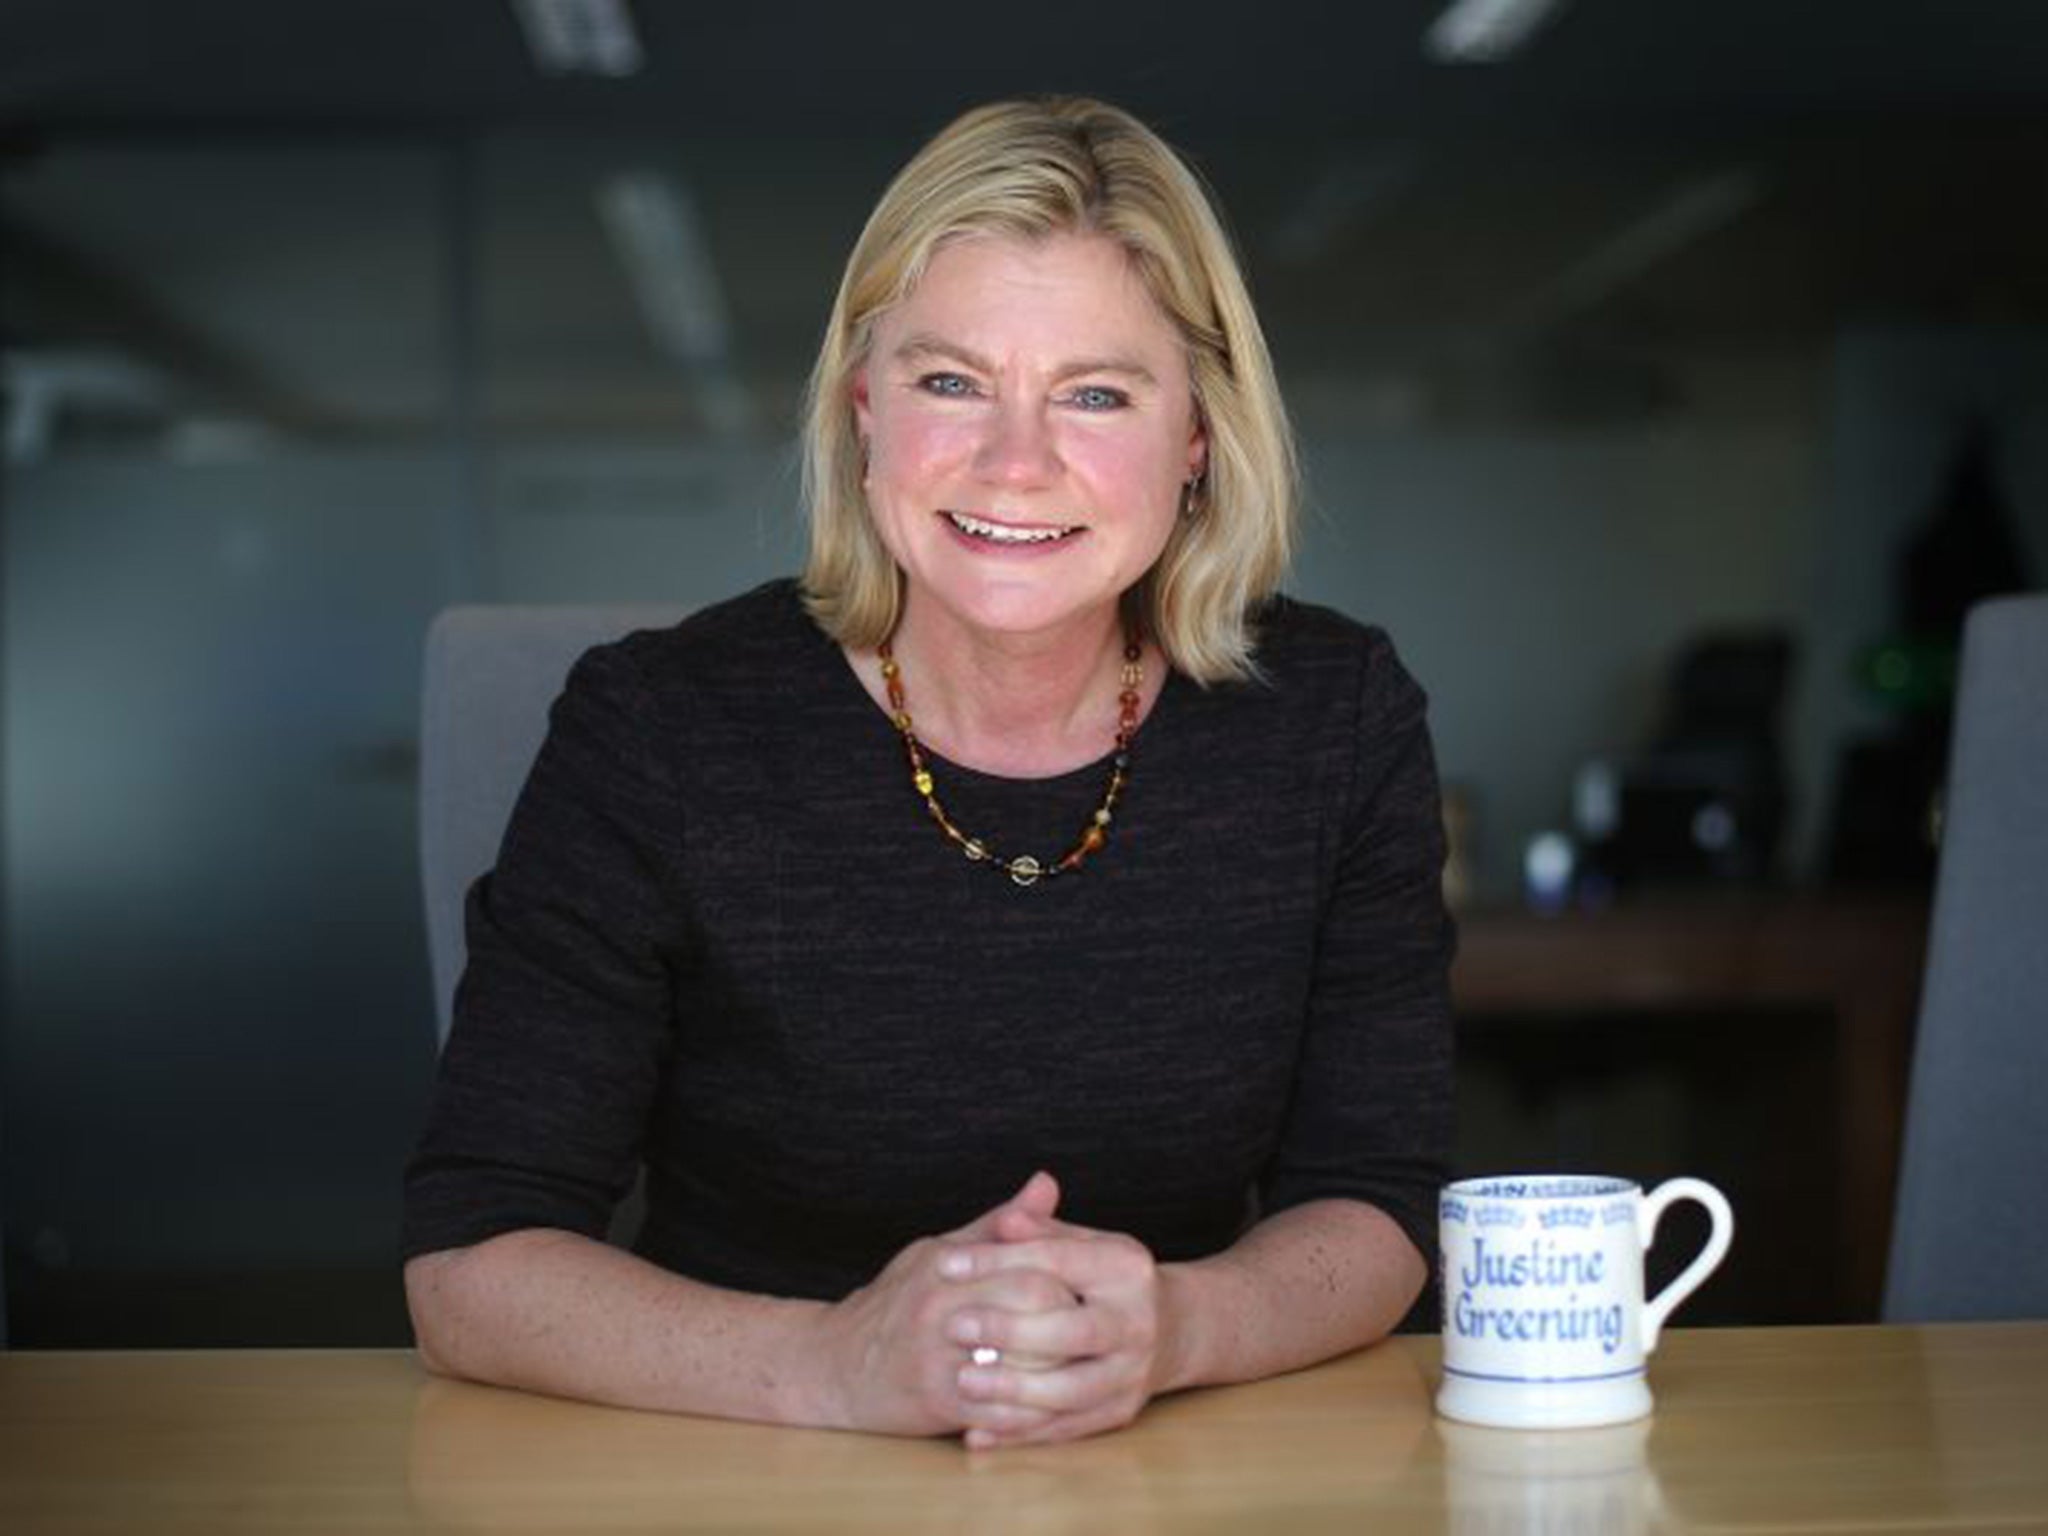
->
xmin=891 ymin=333 xmax=1159 ymax=388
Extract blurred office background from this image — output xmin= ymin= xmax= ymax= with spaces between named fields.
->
xmin=2 ymin=0 xmax=2044 ymax=1345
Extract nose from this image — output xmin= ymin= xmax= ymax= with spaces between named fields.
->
xmin=973 ymin=398 xmax=1061 ymax=488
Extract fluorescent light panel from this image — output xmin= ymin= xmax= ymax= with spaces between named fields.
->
xmin=1523 ymin=168 xmax=1764 ymax=323
xmin=1425 ymin=0 xmax=1568 ymax=63
xmin=595 ymin=170 xmax=755 ymax=433
xmin=510 ymin=0 xmax=644 ymax=77
xmin=595 ymin=171 xmax=730 ymax=364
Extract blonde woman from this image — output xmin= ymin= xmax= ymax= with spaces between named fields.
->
xmin=404 ymin=97 xmax=1453 ymax=1449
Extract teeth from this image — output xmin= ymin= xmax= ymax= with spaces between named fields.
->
xmin=945 ymin=511 xmax=1076 ymax=545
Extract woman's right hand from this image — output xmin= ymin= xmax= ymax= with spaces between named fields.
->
xmin=806 ymin=1171 xmax=1074 ymax=1438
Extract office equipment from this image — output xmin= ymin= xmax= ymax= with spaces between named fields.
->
xmin=1574 ymin=630 xmax=1795 ymax=890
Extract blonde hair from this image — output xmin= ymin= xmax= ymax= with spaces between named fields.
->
xmin=800 ymin=96 xmax=1298 ymax=684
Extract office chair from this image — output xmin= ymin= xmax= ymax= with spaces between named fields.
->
xmin=419 ymin=606 xmax=691 ymax=1047
xmin=1883 ymin=592 xmax=2048 ymax=1322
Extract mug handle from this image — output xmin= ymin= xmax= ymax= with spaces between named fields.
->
xmin=1639 ymin=1177 xmax=1735 ymax=1353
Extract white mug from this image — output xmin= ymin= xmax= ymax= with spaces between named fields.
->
xmin=1437 ymin=1173 xmax=1735 ymax=1429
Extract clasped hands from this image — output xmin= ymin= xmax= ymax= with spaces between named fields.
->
xmin=814 ymin=1170 xmax=1178 ymax=1449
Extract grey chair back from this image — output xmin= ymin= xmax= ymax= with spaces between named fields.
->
xmin=1884 ymin=592 xmax=2048 ymax=1321
xmin=420 ymin=606 xmax=690 ymax=1046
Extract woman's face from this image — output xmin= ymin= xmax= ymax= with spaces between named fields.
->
xmin=853 ymin=231 xmax=1206 ymax=648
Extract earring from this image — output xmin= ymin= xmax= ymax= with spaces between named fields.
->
xmin=1179 ymin=475 xmax=1203 ymax=520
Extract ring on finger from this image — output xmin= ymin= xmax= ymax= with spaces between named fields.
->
xmin=969 ymin=1346 xmax=1002 ymax=1368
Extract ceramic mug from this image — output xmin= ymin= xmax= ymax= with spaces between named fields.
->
xmin=1437 ymin=1173 xmax=1735 ymax=1429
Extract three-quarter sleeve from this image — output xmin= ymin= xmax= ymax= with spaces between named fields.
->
xmin=402 ymin=639 xmax=687 ymax=1259
xmin=1257 ymin=632 xmax=1456 ymax=1268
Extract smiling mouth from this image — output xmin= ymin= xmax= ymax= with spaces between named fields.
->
xmin=942 ymin=510 xmax=1083 ymax=545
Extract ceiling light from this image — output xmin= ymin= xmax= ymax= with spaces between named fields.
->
xmin=1526 ymin=169 xmax=1764 ymax=322
xmin=510 ymin=0 xmax=644 ymax=77
xmin=1425 ymin=0 xmax=1568 ymax=63
xmin=1270 ymin=150 xmax=1421 ymax=266
xmin=596 ymin=171 xmax=729 ymax=364
xmin=595 ymin=170 xmax=754 ymax=434
xmin=2 ymin=349 xmax=168 ymax=465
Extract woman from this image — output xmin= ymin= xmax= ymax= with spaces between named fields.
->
xmin=403 ymin=96 xmax=1453 ymax=1450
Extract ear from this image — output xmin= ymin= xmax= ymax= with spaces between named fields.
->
xmin=1186 ymin=402 xmax=1209 ymax=483
xmin=851 ymin=365 xmax=875 ymax=444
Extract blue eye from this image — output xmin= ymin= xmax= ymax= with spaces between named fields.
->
xmin=918 ymin=372 xmax=975 ymax=397
xmin=1068 ymin=385 xmax=1129 ymax=411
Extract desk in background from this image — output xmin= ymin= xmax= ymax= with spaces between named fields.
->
xmin=1453 ymin=897 xmax=1928 ymax=1320
xmin=2 ymin=1326 xmax=2043 ymax=1532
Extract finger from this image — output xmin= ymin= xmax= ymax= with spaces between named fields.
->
xmin=990 ymin=1204 xmax=1060 ymax=1244
xmin=990 ymin=1206 xmax=1097 ymax=1245
xmin=947 ymin=1170 xmax=1062 ymax=1244
xmin=989 ymin=1171 xmax=1064 ymax=1243
xmin=967 ymin=1399 xmax=1140 ymax=1449
xmin=1013 ymin=1169 xmax=1060 ymax=1221
xmin=944 ymin=1236 xmax=1145 ymax=1292
xmin=942 ymin=1265 xmax=1076 ymax=1316
xmin=941 ymin=1272 xmax=1081 ymax=1372
xmin=957 ymin=1352 xmax=1133 ymax=1415
xmin=946 ymin=1301 xmax=1124 ymax=1362
xmin=955 ymin=1399 xmax=1057 ymax=1436
xmin=965 ymin=1343 xmax=1064 ymax=1373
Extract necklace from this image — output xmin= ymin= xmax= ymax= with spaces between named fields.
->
xmin=877 ymin=631 xmax=1143 ymax=888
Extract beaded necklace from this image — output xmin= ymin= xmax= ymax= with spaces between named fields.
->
xmin=877 ymin=632 xmax=1143 ymax=888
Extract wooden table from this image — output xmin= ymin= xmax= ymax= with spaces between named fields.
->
xmin=1454 ymin=898 xmax=1929 ymax=1318
xmin=4 ymin=1324 xmax=2043 ymax=1532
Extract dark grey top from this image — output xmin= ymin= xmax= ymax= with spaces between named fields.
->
xmin=403 ymin=579 xmax=1455 ymax=1302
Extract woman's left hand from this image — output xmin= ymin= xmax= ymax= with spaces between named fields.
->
xmin=935 ymin=1175 xmax=1182 ymax=1448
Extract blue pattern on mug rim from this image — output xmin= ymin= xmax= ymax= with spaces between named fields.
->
xmin=1446 ymin=1174 xmax=1637 ymax=1202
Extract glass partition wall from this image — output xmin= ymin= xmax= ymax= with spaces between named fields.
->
xmin=2 ymin=142 xmax=463 ymax=1341
xmin=0 ymin=127 xmax=844 ymax=1343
